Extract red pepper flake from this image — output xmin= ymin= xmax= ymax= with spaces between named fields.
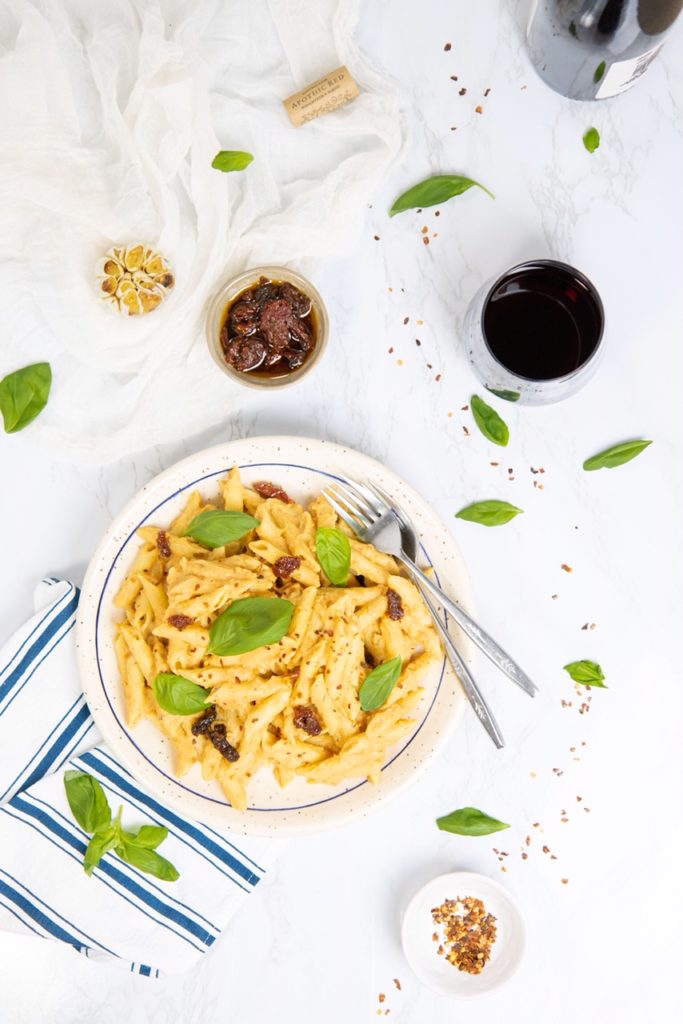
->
xmin=561 ymin=878 xmax=569 ymax=885
xmin=388 ymin=346 xmax=394 ymax=354
xmin=156 ymin=530 xmax=172 ymax=558
xmin=435 ymin=373 xmax=442 ymax=382
xmin=484 ymin=87 xmax=491 ymax=97
xmin=459 ymin=87 xmax=467 ymax=96
xmin=444 ymin=42 xmax=452 ymax=51
xmin=386 ymin=588 xmax=405 ymax=621
xmin=403 ymin=317 xmax=409 ymax=325
xmin=450 ymin=75 xmax=458 ymax=81
xmin=422 ymin=237 xmax=430 ymax=245
xmin=551 ymin=594 xmax=559 ymax=600
xmin=450 ymin=126 xmax=457 ymax=131
xmin=435 ymin=211 xmax=441 ymax=217
xmin=378 ymin=994 xmax=386 ymax=1004
xmin=421 ymin=226 xmax=429 ymax=234
xmin=167 ymin=614 xmax=194 ymax=630
xmin=463 ymin=426 xmax=470 ymax=436
xmin=253 ymin=481 xmax=291 ymax=503
xmin=415 ymin=338 xmax=422 ymax=347
xmin=584 ymin=806 xmax=591 ymax=813
xmin=561 ymin=564 xmax=573 ymax=573
xmin=273 ymin=555 xmax=301 ymax=579
xmin=521 ymin=852 xmax=528 ymax=860
xmin=374 ymin=235 xmax=381 ymax=241
xmin=542 ymin=845 xmax=550 ymax=854
xmin=461 ymin=404 xmax=469 ymax=411
xmin=475 ymin=105 xmax=483 ymax=114
xmin=393 ymin=979 xmax=402 ymax=991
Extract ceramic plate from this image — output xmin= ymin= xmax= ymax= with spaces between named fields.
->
xmin=77 ymin=436 xmax=474 ymax=836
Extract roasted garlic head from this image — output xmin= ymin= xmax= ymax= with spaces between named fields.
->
xmin=97 ymin=244 xmax=174 ymax=316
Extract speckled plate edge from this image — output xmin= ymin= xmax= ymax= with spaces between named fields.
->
xmin=76 ymin=436 xmax=476 ymax=837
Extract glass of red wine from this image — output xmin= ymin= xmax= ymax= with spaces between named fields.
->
xmin=463 ymin=260 xmax=605 ymax=405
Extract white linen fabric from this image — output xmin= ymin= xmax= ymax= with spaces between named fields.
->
xmin=0 ymin=579 xmax=282 ymax=976
xmin=0 ymin=0 xmax=402 ymax=461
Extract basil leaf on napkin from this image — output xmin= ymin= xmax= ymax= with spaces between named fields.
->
xmin=316 ymin=527 xmax=351 ymax=586
xmin=583 ymin=127 xmax=600 ymax=153
xmin=471 ymin=394 xmax=509 ymax=446
xmin=124 ymin=825 xmax=169 ymax=850
xmin=583 ymin=439 xmax=651 ymax=471
xmin=83 ymin=828 xmax=117 ymax=877
xmin=359 ymin=656 xmax=402 ymax=712
xmin=153 ymin=673 xmax=212 ymax=715
xmin=183 ymin=509 xmax=259 ymax=548
xmin=563 ymin=659 xmax=607 ymax=688
xmin=211 ymin=150 xmax=254 ymax=172
xmin=455 ymin=500 xmax=523 ymax=527
xmin=436 ymin=806 xmax=510 ymax=837
xmin=208 ymin=596 xmax=295 ymax=656
xmin=116 ymin=841 xmax=180 ymax=882
xmin=64 ymin=770 xmax=112 ymax=833
xmin=389 ymin=174 xmax=494 ymax=216
xmin=0 ymin=362 xmax=52 ymax=433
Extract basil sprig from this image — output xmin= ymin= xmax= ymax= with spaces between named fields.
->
xmin=208 ymin=596 xmax=295 ymax=656
xmin=563 ymin=660 xmax=607 ymax=688
xmin=211 ymin=150 xmax=254 ymax=172
xmin=583 ymin=439 xmax=651 ymax=471
xmin=436 ymin=806 xmax=510 ymax=837
xmin=359 ymin=656 xmax=402 ymax=712
xmin=455 ymin=500 xmax=523 ymax=527
xmin=63 ymin=771 xmax=179 ymax=881
xmin=389 ymin=174 xmax=494 ymax=216
xmin=183 ymin=509 xmax=259 ymax=549
xmin=583 ymin=127 xmax=600 ymax=153
xmin=153 ymin=673 xmax=212 ymax=715
xmin=0 ymin=362 xmax=52 ymax=433
xmin=471 ymin=394 xmax=509 ymax=446
xmin=316 ymin=527 xmax=351 ymax=586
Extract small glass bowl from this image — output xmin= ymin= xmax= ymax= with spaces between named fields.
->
xmin=205 ymin=265 xmax=329 ymax=390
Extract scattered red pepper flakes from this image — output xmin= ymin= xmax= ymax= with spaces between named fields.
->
xmin=415 ymin=338 xmax=422 ymax=346
xmin=461 ymin=404 xmax=469 ymax=411
xmin=167 ymin=614 xmax=194 ymax=630
xmin=463 ymin=426 xmax=470 ymax=436
xmin=403 ymin=316 xmax=409 ymax=325
xmin=444 ymin=42 xmax=452 ymax=51
xmin=156 ymin=530 xmax=172 ymax=558
xmin=484 ymin=87 xmax=491 ymax=97
xmin=393 ymin=979 xmax=402 ymax=991
xmin=378 ymin=994 xmax=386 ymax=1004
xmin=435 ymin=373 xmax=442 ymax=382
xmin=542 ymin=845 xmax=550 ymax=854
xmin=521 ymin=851 xmax=528 ymax=860
xmin=561 ymin=878 xmax=569 ymax=885
xmin=435 ymin=210 xmax=441 ymax=216
xmin=374 ymin=235 xmax=380 ymax=241
xmin=561 ymin=564 xmax=573 ymax=573
xmin=475 ymin=105 xmax=483 ymax=113
xmin=421 ymin=225 xmax=429 ymax=234
xmin=423 ymin=237 xmax=430 ymax=245
xmin=388 ymin=346 xmax=394 ymax=354
xmin=450 ymin=126 xmax=457 ymax=131
xmin=551 ymin=594 xmax=559 ymax=600
xmin=459 ymin=87 xmax=467 ymax=95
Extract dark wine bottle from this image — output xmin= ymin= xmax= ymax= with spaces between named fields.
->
xmin=526 ymin=0 xmax=683 ymax=100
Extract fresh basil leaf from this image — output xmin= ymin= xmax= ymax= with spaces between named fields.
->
xmin=594 ymin=60 xmax=606 ymax=83
xmin=485 ymin=387 xmax=520 ymax=403
xmin=121 ymin=824 xmax=168 ymax=850
xmin=116 ymin=840 xmax=180 ymax=882
xmin=455 ymin=500 xmax=523 ymax=527
xmin=359 ymin=656 xmax=402 ymax=712
xmin=436 ymin=806 xmax=510 ymax=837
xmin=211 ymin=150 xmax=254 ymax=173
xmin=315 ymin=527 xmax=351 ymax=586
xmin=83 ymin=827 xmax=117 ymax=876
xmin=471 ymin=394 xmax=509 ymax=447
xmin=64 ymin=770 xmax=112 ymax=833
xmin=563 ymin=660 xmax=607 ymax=688
xmin=582 ymin=439 xmax=651 ymax=471
xmin=0 ymin=362 xmax=52 ymax=433
xmin=183 ymin=510 xmax=259 ymax=549
xmin=389 ymin=174 xmax=494 ymax=216
xmin=208 ymin=596 xmax=295 ymax=656
xmin=583 ymin=127 xmax=600 ymax=153
xmin=153 ymin=673 xmax=212 ymax=715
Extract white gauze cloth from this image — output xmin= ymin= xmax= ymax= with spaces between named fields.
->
xmin=0 ymin=0 xmax=402 ymax=461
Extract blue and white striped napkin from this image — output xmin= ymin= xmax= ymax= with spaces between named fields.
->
xmin=0 ymin=579 xmax=280 ymax=977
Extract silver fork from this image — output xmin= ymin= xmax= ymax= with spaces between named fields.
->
xmin=322 ymin=477 xmax=537 ymax=699
xmin=367 ymin=481 xmax=504 ymax=748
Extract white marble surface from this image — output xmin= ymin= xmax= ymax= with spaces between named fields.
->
xmin=2 ymin=1 xmax=683 ymax=1021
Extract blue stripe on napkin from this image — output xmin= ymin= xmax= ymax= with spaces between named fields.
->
xmin=0 ymin=579 xmax=280 ymax=976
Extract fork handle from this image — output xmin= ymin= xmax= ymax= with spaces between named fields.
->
xmin=399 ymin=556 xmax=537 ymax=698
xmin=412 ymin=580 xmax=504 ymax=749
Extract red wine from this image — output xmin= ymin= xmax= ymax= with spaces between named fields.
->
xmin=483 ymin=262 xmax=603 ymax=381
xmin=527 ymin=0 xmax=683 ymax=101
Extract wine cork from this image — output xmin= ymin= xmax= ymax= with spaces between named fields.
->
xmin=283 ymin=66 xmax=360 ymax=127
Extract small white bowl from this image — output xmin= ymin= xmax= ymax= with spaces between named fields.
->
xmin=401 ymin=871 xmax=526 ymax=998
xmin=205 ymin=265 xmax=329 ymax=390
